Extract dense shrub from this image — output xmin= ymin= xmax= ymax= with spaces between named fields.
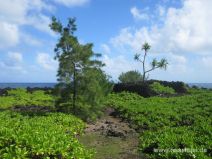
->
xmin=113 ymin=80 xmax=188 ymax=97
xmin=150 ymin=82 xmax=175 ymax=95
xmin=149 ymin=80 xmax=188 ymax=94
xmin=113 ymin=82 xmax=151 ymax=97
xmin=118 ymin=70 xmax=143 ymax=83
xmin=54 ymin=69 xmax=113 ymax=121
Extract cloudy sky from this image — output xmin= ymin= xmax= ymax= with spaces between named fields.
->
xmin=0 ymin=0 xmax=211 ymax=83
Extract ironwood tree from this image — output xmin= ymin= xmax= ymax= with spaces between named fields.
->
xmin=50 ymin=17 xmax=111 ymax=120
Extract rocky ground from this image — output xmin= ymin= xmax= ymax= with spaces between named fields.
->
xmin=78 ymin=108 xmax=143 ymax=159
xmin=85 ymin=115 xmax=136 ymax=137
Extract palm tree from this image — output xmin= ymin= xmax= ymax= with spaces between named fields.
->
xmin=134 ymin=42 xmax=168 ymax=82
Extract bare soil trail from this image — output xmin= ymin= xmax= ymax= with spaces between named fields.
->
xmin=78 ymin=108 xmax=143 ymax=159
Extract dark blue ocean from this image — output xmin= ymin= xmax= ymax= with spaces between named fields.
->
xmin=187 ymin=83 xmax=212 ymax=89
xmin=0 ymin=83 xmax=212 ymax=89
xmin=0 ymin=83 xmax=56 ymax=88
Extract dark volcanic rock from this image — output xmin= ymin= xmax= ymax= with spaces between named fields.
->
xmin=106 ymin=128 xmax=126 ymax=137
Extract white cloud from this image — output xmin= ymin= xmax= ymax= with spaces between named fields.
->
xmin=101 ymin=44 xmax=111 ymax=54
xmin=54 ymin=0 xmax=90 ymax=7
xmin=37 ymin=53 xmax=58 ymax=71
xmin=0 ymin=0 xmax=28 ymax=25
xmin=8 ymin=52 xmax=23 ymax=63
xmin=28 ymin=0 xmax=55 ymax=12
xmin=0 ymin=0 xmax=54 ymax=25
xmin=0 ymin=22 xmax=19 ymax=48
xmin=130 ymin=6 xmax=149 ymax=20
xmin=110 ymin=27 xmax=156 ymax=54
xmin=102 ymin=55 xmax=140 ymax=80
xmin=160 ymin=0 xmax=212 ymax=54
xmin=0 ymin=62 xmax=26 ymax=73
xmin=26 ymin=14 xmax=54 ymax=36
xmin=202 ymin=56 xmax=212 ymax=69
xmin=113 ymin=0 xmax=212 ymax=56
xmin=0 ymin=52 xmax=26 ymax=74
xmin=21 ymin=33 xmax=42 ymax=46
xmin=0 ymin=0 xmax=55 ymax=49
xmin=166 ymin=53 xmax=187 ymax=74
xmin=157 ymin=5 xmax=166 ymax=17
xmin=169 ymin=54 xmax=187 ymax=64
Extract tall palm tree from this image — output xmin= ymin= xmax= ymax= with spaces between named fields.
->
xmin=134 ymin=42 xmax=168 ymax=82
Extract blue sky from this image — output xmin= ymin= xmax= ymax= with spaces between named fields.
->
xmin=0 ymin=0 xmax=212 ymax=83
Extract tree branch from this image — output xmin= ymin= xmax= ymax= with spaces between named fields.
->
xmin=145 ymin=66 xmax=160 ymax=74
xmin=138 ymin=59 xmax=144 ymax=64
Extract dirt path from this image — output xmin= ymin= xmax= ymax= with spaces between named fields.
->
xmin=78 ymin=108 xmax=142 ymax=159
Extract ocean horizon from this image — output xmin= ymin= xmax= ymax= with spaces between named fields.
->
xmin=0 ymin=82 xmax=212 ymax=89
xmin=0 ymin=83 xmax=56 ymax=88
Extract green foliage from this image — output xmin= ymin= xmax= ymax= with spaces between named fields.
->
xmin=142 ymin=42 xmax=151 ymax=51
xmin=56 ymin=68 xmax=112 ymax=121
xmin=188 ymin=87 xmax=211 ymax=94
xmin=150 ymin=82 xmax=175 ymax=95
xmin=76 ymin=68 xmax=113 ymax=120
xmin=0 ymin=111 xmax=93 ymax=158
xmin=50 ymin=17 xmax=112 ymax=121
xmin=105 ymin=91 xmax=212 ymax=159
xmin=118 ymin=70 xmax=143 ymax=83
xmin=0 ymin=96 xmax=15 ymax=109
xmin=0 ymin=89 xmax=54 ymax=109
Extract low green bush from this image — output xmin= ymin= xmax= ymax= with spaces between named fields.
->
xmin=150 ymin=82 xmax=175 ymax=95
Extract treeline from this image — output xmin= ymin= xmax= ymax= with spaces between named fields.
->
xmin=0 ymin=80 xmax=188 ymax=98
xmin=1 ymin=80 xmax=210 ymax=98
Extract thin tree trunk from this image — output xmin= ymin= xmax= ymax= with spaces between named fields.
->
xmin=143 ymin=51 xmax=147 ymax=83
xmin=73 ymin=63 xmax=76 ymax=114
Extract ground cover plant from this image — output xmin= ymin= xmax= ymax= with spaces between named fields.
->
xmin=0 ymin=88 xmax=54 ymax=109
xmin=0 ymin=111 xmax=93 ymax=158
xmin=149 ymin=82 xmax=175 ymax=95
xmin=0 ymin=88 xmax=94 ymax=158
xmin=105 ymin=90 xmax=212 ymax=159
